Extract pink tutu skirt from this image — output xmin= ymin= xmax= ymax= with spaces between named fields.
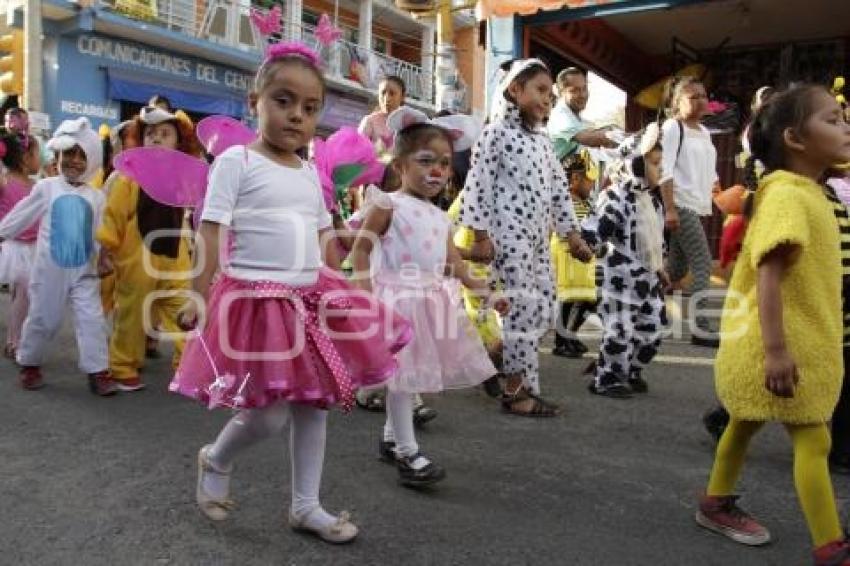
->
xmin=170 ymin=270 xmax=411 ymax=410
xmin=373 ymin=272 xmax=496 ymax=393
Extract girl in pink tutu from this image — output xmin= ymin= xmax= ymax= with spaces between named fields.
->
xmin=170 ymin=42 xmax=410 ymax=543
xmin=0 ymin=129 xmax=41 ymax=359
xmin=350 ymin=106 xmax=509 ymax=488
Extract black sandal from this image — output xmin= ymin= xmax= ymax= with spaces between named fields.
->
xmin=500 ymin=387 xmax=558 ymax=417
xmin=355 ymin=391 xmax=386 ymax=412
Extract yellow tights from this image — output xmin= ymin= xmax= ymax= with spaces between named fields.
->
xmin=707 ymin=419 xmax=842 ymax=547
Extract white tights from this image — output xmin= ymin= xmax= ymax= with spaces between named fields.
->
xmin=383 ymin=391 xmax=418 ymax=458
xmin=207 ymin=402 xmax=333 ymax=525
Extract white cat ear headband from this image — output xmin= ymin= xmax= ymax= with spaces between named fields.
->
xmin=386 ymin=106 xmax=481 ymax=152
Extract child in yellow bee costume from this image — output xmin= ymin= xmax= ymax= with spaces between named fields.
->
xmin=551 ymin=151 xmax=597 ymax=358
xmin=96 ymin=106 xmax=198 ymax=391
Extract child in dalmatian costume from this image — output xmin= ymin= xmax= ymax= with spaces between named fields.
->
xmin=460 ymin=58 xmax=593 ymax=416
xmin=581 ymin=124 xmax=668 ymax=399
xmin=0 ymin=117 xmax=114 ymax=395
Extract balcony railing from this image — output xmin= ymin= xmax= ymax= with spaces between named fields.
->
xmin=96 ymin=0 xmax=433 ymax=103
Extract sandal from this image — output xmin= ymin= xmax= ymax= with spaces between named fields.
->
xmin=355 ymin=390 xmax=386 ymax=412
xmin=482 ymin=374 xmax=504 ymax=398
xmin=500 ymin=387 xmax=558 ymax=417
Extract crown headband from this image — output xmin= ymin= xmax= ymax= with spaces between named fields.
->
xmin=262 ymin=42 xmax=322 ymax=70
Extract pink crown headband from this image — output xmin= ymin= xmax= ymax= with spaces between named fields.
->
xmin=262 ymin=41 xmax=322 ymax=70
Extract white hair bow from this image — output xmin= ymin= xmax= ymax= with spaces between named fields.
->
xmin=386 ymin=106 xmax=481 ymax=152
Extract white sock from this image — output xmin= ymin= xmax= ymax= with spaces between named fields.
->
xmin=201 ymin=447 xmax=232 ymax=500
xmin=292 ymin=505 xmax=338 ymax=530
xmin=386 ymin=391 xmax=418 ymax=458
xmin=290 ymin=404 xmax=331 ymax=521
xmin=405 ymin=453 xmax=432 ymax=471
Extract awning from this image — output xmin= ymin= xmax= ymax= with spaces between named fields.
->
xmin=475 ymin=0 xmax=629 ymax=18
xmin=106 ymin=67 xmax=246 ymax=117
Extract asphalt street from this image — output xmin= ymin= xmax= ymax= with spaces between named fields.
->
xmin=0 ymin=294 xmax=844 ymax=566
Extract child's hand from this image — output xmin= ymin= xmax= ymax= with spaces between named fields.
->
xmin=658 ymin=269 xmax=672 ymax=292
xmin=566 ymin=233 xmax=594 ymax=263
xmin=489 ymin=292 xmax=510 ymax=316
xmin=764 ymin=348 xmax=799 ymax=398
xmin=97 ymin=250 xmax=115 ymax=278
xmin=177 ymin=301 xmax=199 ymax=331
xmin=470 ymin=235 xmax=495 ymax=264
xmin=665 ymin=209 xmax=680 ymax=232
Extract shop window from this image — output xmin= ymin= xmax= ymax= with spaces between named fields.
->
xmin=372 ymin=36 xmax=387 ymax=54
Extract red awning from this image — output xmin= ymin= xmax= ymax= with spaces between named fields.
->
xmin=475 ymin=0 xmax=627 ymax=18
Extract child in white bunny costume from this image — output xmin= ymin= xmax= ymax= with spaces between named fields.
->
xmin=0 ymin=117 xmax=114 ymax=394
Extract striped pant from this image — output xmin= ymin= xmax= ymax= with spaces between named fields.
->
xmin=667 ymin=206 xmax=712 ymax=329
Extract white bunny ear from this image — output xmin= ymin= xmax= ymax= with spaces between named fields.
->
xmin=432 ymin=114 xmax=482 ymax=152
xmin=386 ymin=106 xmax=429 ymax=134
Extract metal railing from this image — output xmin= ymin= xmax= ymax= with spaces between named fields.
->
xmin=96 ymin=0 xmax=434 ymax=103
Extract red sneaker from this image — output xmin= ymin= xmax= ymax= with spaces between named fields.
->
xmin=19 ymin=366 xmax=44 ymax=390
xmin=115 ymin=376 xmax=146 ymax=392
xmin=695 ymin=494 xmax=771 ymax=546
xmin=814 ymin=539 xmax=850 ymax=566
xmin=88 ymin=371 xmax=118 ymax=396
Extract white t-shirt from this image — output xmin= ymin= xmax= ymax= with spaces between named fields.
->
xmin=660 ymin=119 xmax=718 ymax=216
xmin=201 ymin=146 xmax=332 ymax=285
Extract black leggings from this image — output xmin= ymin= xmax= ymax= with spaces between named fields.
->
xmin=555 ymin=301 xmax=596 ymax=347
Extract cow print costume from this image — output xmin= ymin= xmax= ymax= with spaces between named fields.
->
xmin=581 ymin=131 xmax=667 ymax=393
xmin=460 ymin=73 xmax=580 ymax=395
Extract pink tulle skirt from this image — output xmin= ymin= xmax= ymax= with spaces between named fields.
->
xmin=170 ymin=270 xmax=411 ymax=410
xmin=373 ymin=273 xmax=496 ymax=393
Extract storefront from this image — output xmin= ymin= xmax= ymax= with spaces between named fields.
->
xmin=41 ymin=31 xmax=373 ymax=135
xmin=483 ymin=0 xmax=850 ymax=254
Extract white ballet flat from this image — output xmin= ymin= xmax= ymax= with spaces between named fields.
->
xmin=289 ymin=510 xmax=359 ymax=544
xmin=196 ymin=445 xmax=235 ymax=521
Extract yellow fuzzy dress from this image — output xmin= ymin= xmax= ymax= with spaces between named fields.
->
xmin=716 ymin=170 xmax=842 ymax=424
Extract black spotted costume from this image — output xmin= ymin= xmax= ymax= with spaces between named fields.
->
xmin=581 ymin=144 xmax=667 ymax=392
xmin=460 ymin=89 xmax=580 ymax=395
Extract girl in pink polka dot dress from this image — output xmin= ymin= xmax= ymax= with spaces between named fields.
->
xmin=351 ymin=106 xmax=508 ymax=488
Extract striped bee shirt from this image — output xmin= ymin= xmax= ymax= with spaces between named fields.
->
xmin=824 ymin=185 xmax=850 ymax=347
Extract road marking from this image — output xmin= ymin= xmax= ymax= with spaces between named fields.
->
xmin=542 ymin=347 xmax=715 ymax=367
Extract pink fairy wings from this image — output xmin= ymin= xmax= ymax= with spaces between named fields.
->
xmin=250 ymin=4 xmax=281 ymax=37
xmin=313 ymin=127 xmax=384 ymax=212
xmin=113 ymin=147 xmax=209 ymax=208
xmin=196 ymin=115 xmax=257 ymax=158
xmin=314 ymin=13 xmax=343 ymax=47
xmin=264 ymin=41 xmax=322 ymax=69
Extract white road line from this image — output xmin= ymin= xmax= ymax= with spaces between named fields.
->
xmin=541 ymin=347 xmax=715 ymax=367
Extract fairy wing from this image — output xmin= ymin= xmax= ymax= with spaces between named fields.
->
xmin=113 ymin=147 xmax=209 ymax=207
xmin=196 ymin=116 xmax=257 ymax=158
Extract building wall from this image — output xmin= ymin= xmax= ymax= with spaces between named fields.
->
xmin=303 ymin=0 xmax=422 ymax=65
xmin=454 ymin=24 xmax=485 ymax=115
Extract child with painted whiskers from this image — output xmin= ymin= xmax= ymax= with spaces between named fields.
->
xmin=351 ymin=106 xmax=508 ymax=488
xmin=170 ymin=43 xmax=410 ymax=543
xmin=695 ymin=85 xmax=850 ymax=566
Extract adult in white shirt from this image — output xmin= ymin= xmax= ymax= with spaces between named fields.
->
xmin=658 ymin=77 xmax=719 ymax=347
